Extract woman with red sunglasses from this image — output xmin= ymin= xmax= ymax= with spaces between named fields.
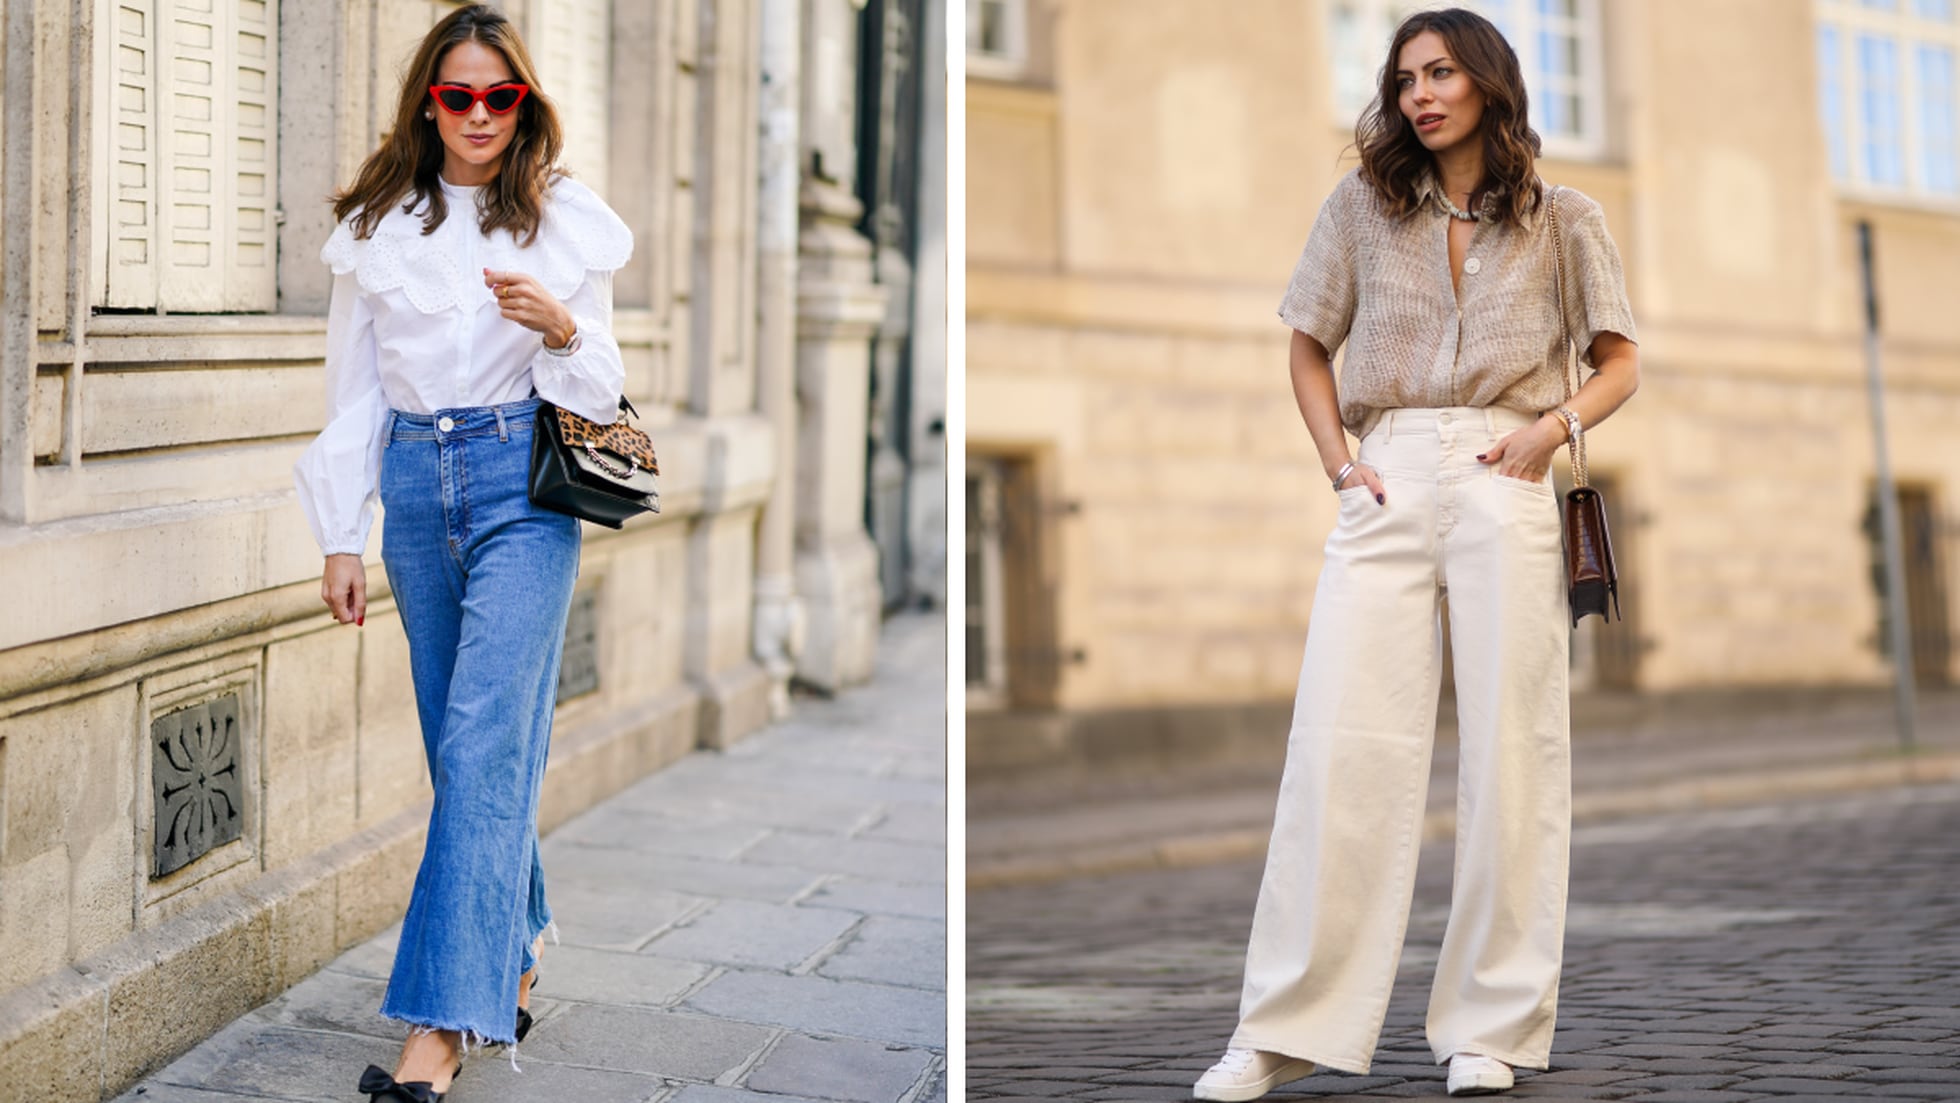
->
xmin=291 ymin=6 xmax=632 ymax=1099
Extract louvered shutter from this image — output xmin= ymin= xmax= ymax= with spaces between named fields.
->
xmin=531 ymin=0 xmax=611 ymax=188
xmin=105 ymin=1 xmax=161 ymax=308
xmin=99 ymin=0 xmax=277 ymax=312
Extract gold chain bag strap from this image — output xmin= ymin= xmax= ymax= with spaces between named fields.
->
xmin=1546 ymin=185 xmax=1620 ymax=625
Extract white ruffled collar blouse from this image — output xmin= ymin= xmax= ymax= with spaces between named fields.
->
xmin=292 ymin=172 xmax=634 ymax=557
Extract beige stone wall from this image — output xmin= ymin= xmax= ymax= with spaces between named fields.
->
xmin=968 ymin=0 xmax=1960 ymax=714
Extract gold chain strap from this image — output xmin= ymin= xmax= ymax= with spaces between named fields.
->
xmin=1546 ymin=184 xmax=1588 ymax=489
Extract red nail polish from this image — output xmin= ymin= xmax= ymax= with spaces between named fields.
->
xmin=1476 ymin=453 xmax=1487 ymax=460
xmin=357 ymin=615 xmax=364 ymax=627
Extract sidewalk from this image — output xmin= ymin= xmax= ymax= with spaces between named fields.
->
xmin=117 ymin=612 xmax=946 ymax=1103
xmin=970 ymin=685 xmax=1960 ymax=888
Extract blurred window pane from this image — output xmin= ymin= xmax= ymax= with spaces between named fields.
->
xmin=1860 ymin=34 xmax=1906 ymax=185
xmin=1821 ymin=26 xmax=1853 ymax=180
xmin=1921 ymin=45 xmax=1959 ymax=191
xmin=1820 ymin=0 xmax=1960 ymax=197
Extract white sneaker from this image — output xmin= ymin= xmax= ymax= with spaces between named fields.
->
xmin=1192 ymin=1048 xmax=1315 ymax=1102
xmin=1446 ymin=1054 xmax=1514 ymax=1096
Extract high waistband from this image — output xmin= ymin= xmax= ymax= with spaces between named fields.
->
xmin=388 ymin=397 xmax=541 ymax=443
xmin=1368 ymin=406 xmax=1538 ymax=441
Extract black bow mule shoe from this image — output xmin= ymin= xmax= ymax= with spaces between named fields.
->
xmin=358 ymin=1062 xmax=455 ymax=1102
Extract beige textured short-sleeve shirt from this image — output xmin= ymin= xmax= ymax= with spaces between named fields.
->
xmin=1279 ymin=169 xmax=1637 ymax=438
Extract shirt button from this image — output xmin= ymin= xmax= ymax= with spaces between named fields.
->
xmin=1440 ymin=412 xmax=1453 ymax=424
xmin=1464 ymin=257 xmax=1482 ymax=275
xmin=437 ymin=416 xmax=455 ymax=432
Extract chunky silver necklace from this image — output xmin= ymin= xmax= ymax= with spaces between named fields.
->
xmin=1438 ymin=190 xmax=1480 ymax=221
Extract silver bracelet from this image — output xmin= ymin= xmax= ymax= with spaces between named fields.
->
xmin=1331 ymin=461 xmax=1357 ymax=493
xmin=1554 ymin=406 xmax=1583 ymax=445
xmin=542 ymin=326 xmax=582 ymax=358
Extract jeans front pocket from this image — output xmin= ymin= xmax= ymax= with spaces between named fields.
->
xmin=1490 ymin=469 xmax=1556 ymax=497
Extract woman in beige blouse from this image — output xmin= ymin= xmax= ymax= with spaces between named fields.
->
xmin=1194 ymin=9 xmax=1639 ymax=1101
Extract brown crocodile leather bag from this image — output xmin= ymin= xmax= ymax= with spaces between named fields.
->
xmin=528 ymin=396 xmax=661 ymax=529
xmin=1547 ymin=186 xmax=1620 ymax=625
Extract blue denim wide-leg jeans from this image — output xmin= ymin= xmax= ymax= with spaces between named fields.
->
xmin=375 ymin=397 xmax=577 ymax=1049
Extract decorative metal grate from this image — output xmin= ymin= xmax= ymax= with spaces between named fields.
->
xmin=152 ymin=694 xmax=245 ymax=878
xmin=557 ymin=588 xmax=600 ymax=702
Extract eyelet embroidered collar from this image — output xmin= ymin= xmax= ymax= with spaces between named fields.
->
xmin=320 ymin=175 xmax=633 ymax=315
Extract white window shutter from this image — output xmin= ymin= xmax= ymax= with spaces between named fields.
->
xmin=105 ymin=0 xmax=161 ymax=309
xmin=230 ymin=0 xmax=276 ymax=309
xmin=531 ymin=0 xmax=611 ymax=190
xmin=99 ymin=0 xmax=277 ymax=312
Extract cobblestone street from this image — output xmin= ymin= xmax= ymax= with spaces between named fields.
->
xmin=970 ymin=782 xmax=1960 ymax=1102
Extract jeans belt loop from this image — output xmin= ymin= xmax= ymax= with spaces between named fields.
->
xmin=1382 ymin=409 xmax=1394 ymax=444
xmin=1484 ymin=407 xmax=1497 ymax=438
xmin=384 ymin=409 xmax=396 ymax=448
xmin=495 ymin=405 xmax=509 ymax=442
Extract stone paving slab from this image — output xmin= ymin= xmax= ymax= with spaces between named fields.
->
xmin=969 ymin=782 xmax=1960 ymax=1101
xmin=116 ymin=612 xmax=945 ymax=1103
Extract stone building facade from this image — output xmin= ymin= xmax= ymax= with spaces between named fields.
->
xmin=966 ymin=0 xmax=1960 ymax=755
xmin=0 ymin=0 xmax=943 ymax=1097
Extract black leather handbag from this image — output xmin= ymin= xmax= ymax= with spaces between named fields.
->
xmin=527 ymin=397 xmax=660 ymax=529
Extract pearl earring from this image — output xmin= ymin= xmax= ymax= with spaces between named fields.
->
xmin=424 ymin=111 xmax=434 ymax=120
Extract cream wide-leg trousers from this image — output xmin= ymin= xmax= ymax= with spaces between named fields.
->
xmin=1229 ymin=406 xmax=1572 ymax=1075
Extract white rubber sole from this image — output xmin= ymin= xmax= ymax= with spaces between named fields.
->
xmin=1192 ymin=1058 xmax=1315 ymax=1102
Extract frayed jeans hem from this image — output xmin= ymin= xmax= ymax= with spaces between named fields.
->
xmin=390 ymin=1014 xmax=517 ymax=1051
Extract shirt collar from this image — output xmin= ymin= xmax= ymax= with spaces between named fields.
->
xmin=1416 ymin=170 xmax=1546 ymax=229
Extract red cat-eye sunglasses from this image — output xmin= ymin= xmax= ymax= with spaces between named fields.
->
xmin=427 ymin=82 xmax=529 ymax=115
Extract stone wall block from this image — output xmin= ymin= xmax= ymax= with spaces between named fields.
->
xmin=966 ymin=85 xmax=1060 ymax=268
xmin=793 ymin=530 xmax=882 ymax=690
xmin=31 ymin=1 xmax=72 ymax=332
xmin=967 ymin=319 xmax=1067 ymax=377
xmin=101 ymin=897 xmax=275 ymax=1089
xmin=355 ymin=611 xmax=432 ymax=830
xmin=333 ymin=820 xmax=426 ymax=950
xmin=696 ymin=662 xmax=773 ymax=752
xmin=0 ymin=852 xmax=70 ymax=995
xmin=0 ymin=687 xmax=139 ymax=870
xmin=601 ymin=534 xmax=689 ymax=705
xmin=0 ymin=967 xmax=110 ymax=1103
xmin=1070 ymin=330 xmax=1173 ymax=380
xmin=261 ymin=629 xmax=360 ymax=870
xmin=632 ymin=691 xmax=700 ymax=778
xmin=69 ymin=829 xmax=137 ymax=970
xmin=1 ymin=508 xmax=276 ymax=653
xmin=0 ymin=687 xmax=140 ymax=990
xmin=537 ymin=689 xmax=700 ymax=833
xmin=687 ymin=507 xmax=761 ymax=677
xmin=242 ymin=870 xmax=340 ymax=993
xmin=81 ymin=365 xmax=321 ymax=455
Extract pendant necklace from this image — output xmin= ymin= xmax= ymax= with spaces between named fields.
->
xmin=1439 ymin=190 xmax=1480 ymax=221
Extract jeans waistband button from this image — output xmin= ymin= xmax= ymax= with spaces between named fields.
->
xmin=437 ymin=416 xmax=455 ymax=432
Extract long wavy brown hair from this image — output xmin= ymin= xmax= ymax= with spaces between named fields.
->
xmin=330 ymin=5 xmax=565 ymax=245
xmin=1356 ymin=7 xmax=1542 ymax=228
